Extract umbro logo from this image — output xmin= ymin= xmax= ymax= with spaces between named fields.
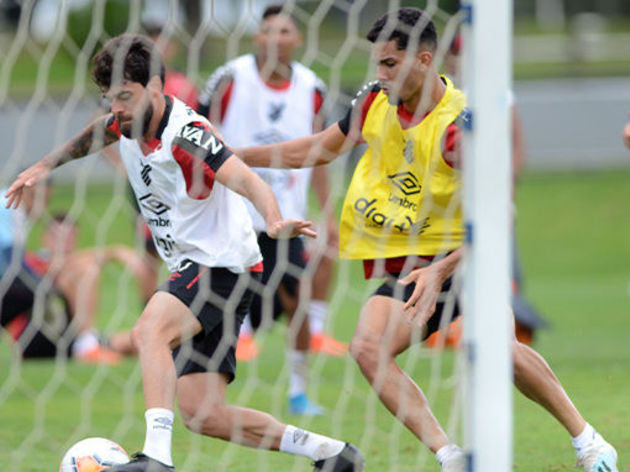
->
xmin=138 ymin=193 xmax=170 ymax=215
xmin=292 ymin=429 xmax=309 ymax=446
xmin=141 ymin=164 xmax=152 ymax=186
xmin=388 ymin=171 xmax=421 ymax=196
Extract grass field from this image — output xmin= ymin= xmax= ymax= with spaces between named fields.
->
xmin=1 ymin=168 xmax=629 ymax=471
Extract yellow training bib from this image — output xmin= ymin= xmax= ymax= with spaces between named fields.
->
xmin=339 ymin=77 xmax=466 ymax=260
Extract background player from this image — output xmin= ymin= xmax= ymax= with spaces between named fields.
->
xmin=5 ymin=34 xmax=363 ymax=472
xmin=623 ymin=111 xmax=630 ymax=149
xmin=198 ymin=4 xmax=346 ymax=416
xmin=237 ymin=7 xmax=619 ymax=472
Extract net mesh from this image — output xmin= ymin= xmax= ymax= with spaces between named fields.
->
xmin=0 ymin=1 xmax=467 ymax=470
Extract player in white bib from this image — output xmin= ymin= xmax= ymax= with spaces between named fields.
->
xmin=198 ymin=4 xmax=347 ymax=416
xmin=5 ymin=34 xmax=363 ymax=472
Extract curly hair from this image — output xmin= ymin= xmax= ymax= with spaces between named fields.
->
xmin=92 ymin=34 xmax=165 ymax=89
xmin=366 ymin=7 xmax=437 ymax=52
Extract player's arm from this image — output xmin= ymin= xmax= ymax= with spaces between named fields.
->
xmin=4 ymin=114 xmax=119 ymax=209
xmin=397 ymin=248 xmax=463 ymax=328
xmin=172 ymin=121 xmax=316 ymax=239
xmin=237 ymin=122 xmax=351 ymax=169
xmin=216 ymin=155 xmax=316 ymax=239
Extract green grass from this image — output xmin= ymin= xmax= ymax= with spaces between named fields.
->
xmin=1 ymin=168 xmax=630 ymax=470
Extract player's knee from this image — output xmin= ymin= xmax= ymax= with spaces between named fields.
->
xmin=349 ymin=335 xmax=379 ymax=371
xmin=512 ymin=340 xmax=528 ymax=379
xmin=130 ymin=312 xmax=165 ymax=349
xmin=179 ymin=402 xmax=225 ymax=437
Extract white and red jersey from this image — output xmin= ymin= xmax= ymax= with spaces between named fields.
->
xmin=198 ymin=54 xmax=325 ymax=232
xmin=107 ymin=96 xmax=262 ymax=273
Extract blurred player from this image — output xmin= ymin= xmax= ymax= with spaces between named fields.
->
xmin=143 ymin=22 xmax=198 ymax=109
xmin=198 ymin=4 xmax=346 ymax=416
xmin=3 ymin=213 xmax=150 ymax=362
xmin=622 ymin=112 xmax=630 ymax=149
xmin=5 ymin=34 xmax=363 ymax=471
xmin=0 ymin=183 xmax=121 ymax=363
xmin=237 ymin=8 xmax=618 ymax=472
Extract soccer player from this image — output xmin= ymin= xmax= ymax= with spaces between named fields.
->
xmin=623 ymin=112 xmax=630 ymax=149
xmin=237 ymin=8 xmax=619 ymax=472
xmin=4 ymin=34 xmax=363 ymax=472
xmin=198 ymin=4 xmax=346 ymax=415
xmin=0 ymin=184 xmax=121 ymax=363
xmin=4 ymin=213 xmax=150 ymax=362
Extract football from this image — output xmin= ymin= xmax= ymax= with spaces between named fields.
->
xmin=59 ymin=437 xmax=130 ymax=471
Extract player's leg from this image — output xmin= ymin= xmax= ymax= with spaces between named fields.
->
xmin=275 ymin=236 xmax=325 ymax=415
xmin=176 ymin=371 xmax=364 ymax=470
xmin=55 ymin=252 xmax=121 ymax=363
xmin=309 ymin=251 xmax=348 ymax=356
xmin=349 ymin=277 xmax=465 ymax=470
xmin=107 ymin=262 xmax=211 ymax=471
xmin=511 ymin=321 xmax=618 ymax=471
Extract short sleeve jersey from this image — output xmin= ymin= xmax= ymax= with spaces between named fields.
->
xmin=107 ymin=96 xmax=262 ymax=273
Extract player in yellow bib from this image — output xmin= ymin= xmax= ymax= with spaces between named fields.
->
xmin=239 ymin=7 xmax=618 ymax=472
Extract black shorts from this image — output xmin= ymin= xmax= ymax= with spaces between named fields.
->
xmin=249 ymin=234 xmax=306 ymax=330
xmin=158 ymin=260 xmax=261 ymax=382
xmin=371 ymin=275 xmax=460 ymax=340
xmin=2 ymin=268 xmax=74 ymax=359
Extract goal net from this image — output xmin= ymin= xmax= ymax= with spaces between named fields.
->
xmin=0 ymin=0 xmax=511 ymax=470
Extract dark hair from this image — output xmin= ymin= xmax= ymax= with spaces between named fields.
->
xmin=262 ymin=4 xmax=298 ymax=26
xmin=366 ymin=7 xmax=437 ymax=51
xmin=92 ymin=33 xmax=165 ymax=89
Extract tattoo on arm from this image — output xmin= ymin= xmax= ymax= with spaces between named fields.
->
xmin=43 ymin=115 xmax=119 ymax=168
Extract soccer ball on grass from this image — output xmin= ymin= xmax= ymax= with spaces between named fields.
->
xmin=59 ymin=437 xmax=130 ymax=471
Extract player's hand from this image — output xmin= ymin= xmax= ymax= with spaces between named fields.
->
xmin=4 ymin=162 xmax=51 ymax=209
xmin=266 ymin=219 xmax=317 ymax=239
xmin=398 ymin=266 xmax=443 ymax=328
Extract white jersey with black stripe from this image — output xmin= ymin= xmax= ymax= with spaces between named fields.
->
xmin=118 ymin=97 xmax=261 ymax=273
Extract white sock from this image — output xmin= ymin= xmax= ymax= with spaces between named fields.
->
xmin=436 ymin=444 xmax=463 ymax=465
xmin=72 ymin=331 xmax=99 ymax=357
xmin=309 ymin=300 xmax=328 ymax=335
xmin=142 ymin=408 xmax=174 ymax=466
xmin=240 ymin=314 xmax=254 ymax=337
xmin=572 ymin=423 xmax=596 ymax=457
xmin=279 ymin=424 xmax=345 ymax=461
xmin=288 ymin=350 xmax=308 ymax=398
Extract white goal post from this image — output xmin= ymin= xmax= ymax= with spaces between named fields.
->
xmin=461 ymin=0 xmax=513 ymax=471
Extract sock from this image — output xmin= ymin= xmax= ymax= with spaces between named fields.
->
xmin=309 ymin=300 xmax=328 ymax=335
xmin=72 ymin=331 xmax=99 ymax=357
xmin=436 ymin=444 xmax=463 ymax=465
xmin=288 ymin=350 xmax=308 ymax=398
xmin=572 ymin=423 xmax=596 ymax=457
xmin=279 ymin=424 xmax=345 ymax=461
xmin=240 ymin=314 xmax=254 ymax=337
xmin=142 ymin=408 xmax=174 ymax=466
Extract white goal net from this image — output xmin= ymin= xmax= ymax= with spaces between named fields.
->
xmin=0 ymin=1 xmax=510 ymax=471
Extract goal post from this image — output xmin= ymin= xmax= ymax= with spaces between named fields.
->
xmin=461 ymin=0 xmax=514 ymax=470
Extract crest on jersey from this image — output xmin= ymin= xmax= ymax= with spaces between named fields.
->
xmin=268 ymin=102 xmax=286 ymax=122
xmin=403 ymin=140 xmax=414 ymax=164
